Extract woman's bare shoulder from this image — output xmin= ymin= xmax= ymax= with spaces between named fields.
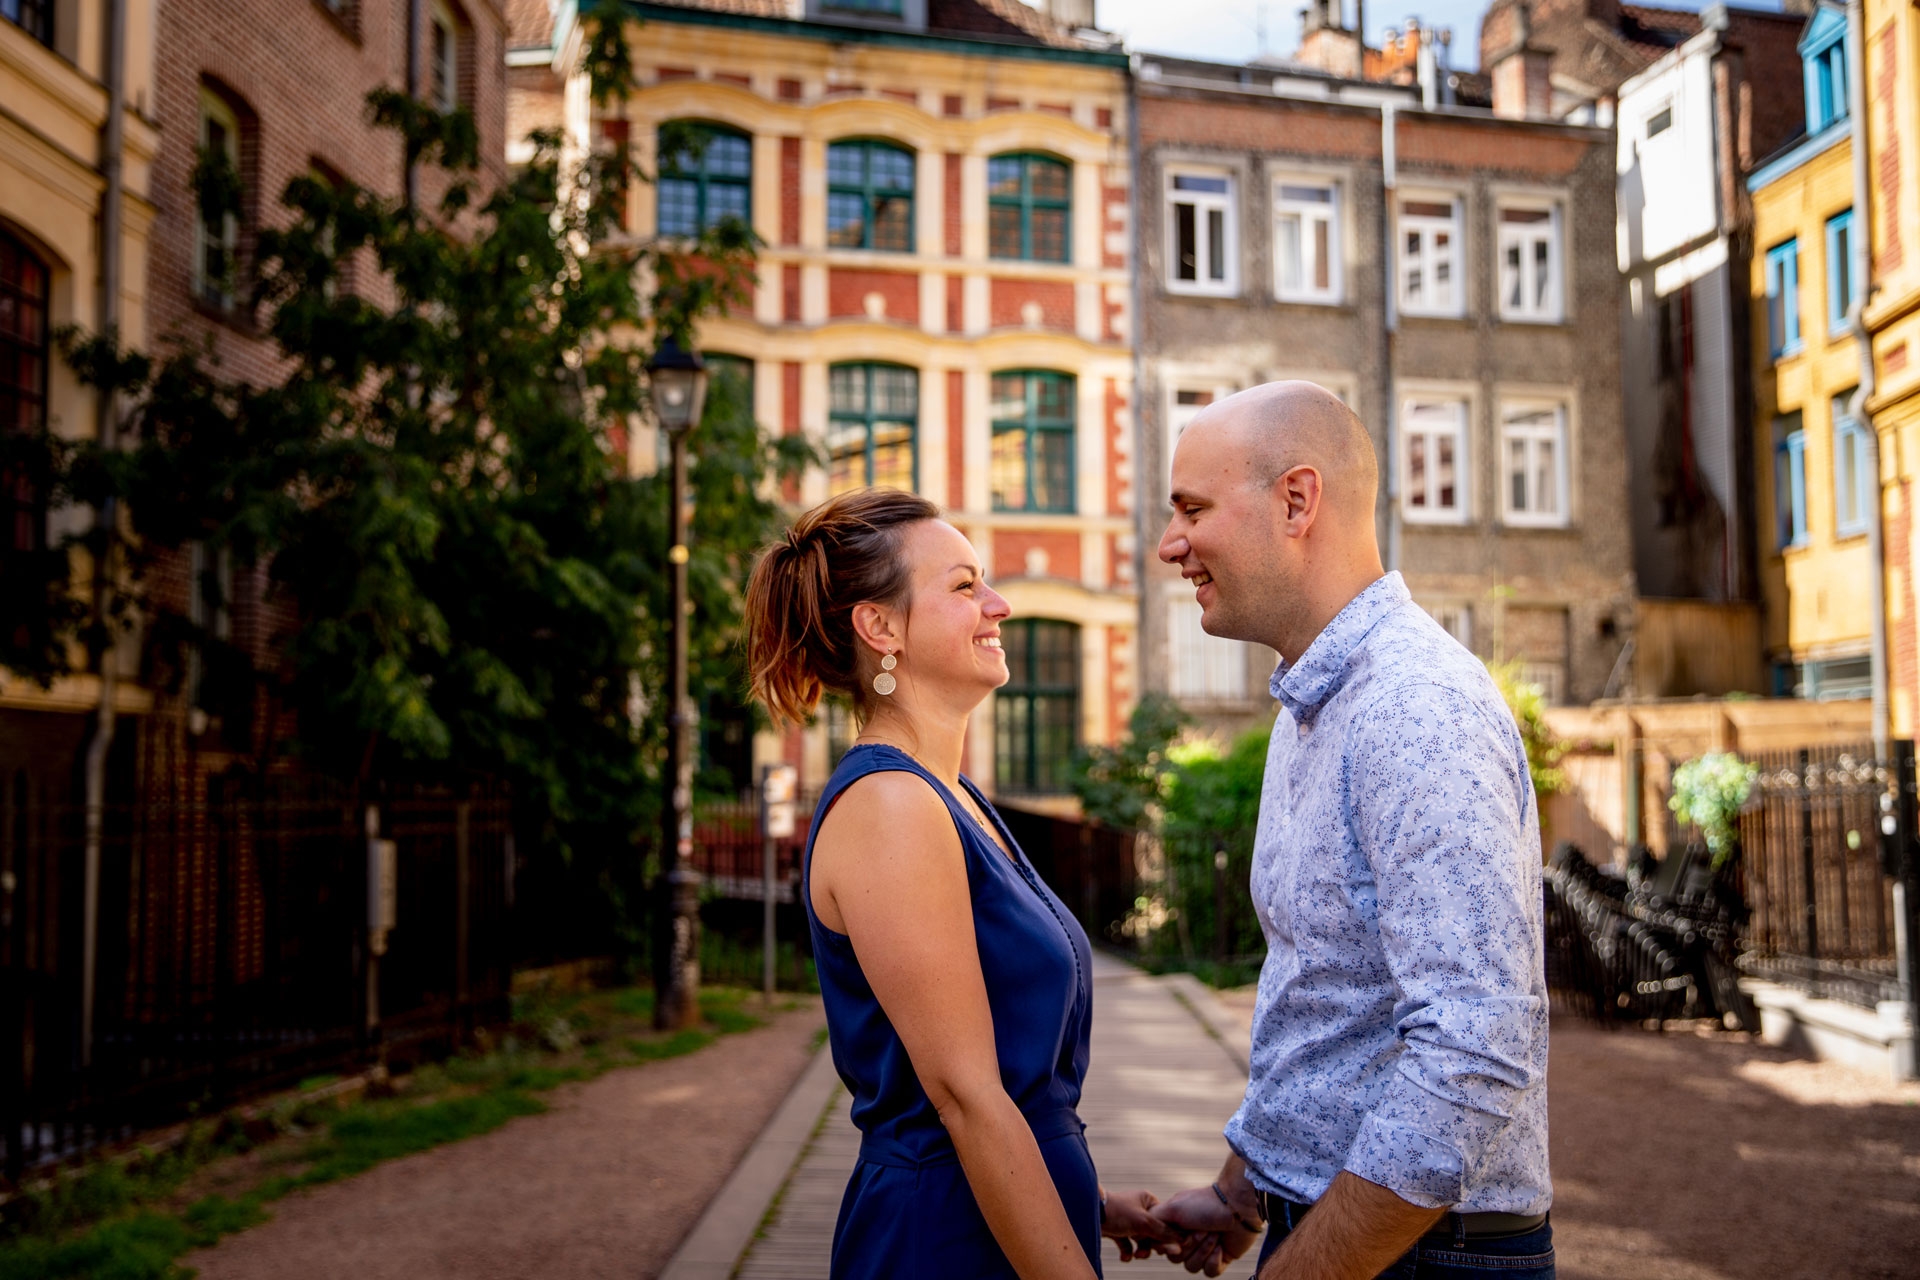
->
xmin=818 ymin=767 xmax=953 ymax=845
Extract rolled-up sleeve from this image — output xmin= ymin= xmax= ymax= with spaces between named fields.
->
xmin=1341 ymin=684 xmax=1548 ymax=1209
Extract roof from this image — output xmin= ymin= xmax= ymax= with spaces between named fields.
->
xmin=506 ymin=0 xmax=557 ymax=49
xmin=633 ymin=0 xmax=1086 ymax=49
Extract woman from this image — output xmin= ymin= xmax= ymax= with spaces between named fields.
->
xmin=744 ymin=489 xmax=1175 ymax=1279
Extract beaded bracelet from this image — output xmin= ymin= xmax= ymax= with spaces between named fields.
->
xmin=1211 ymin=1181 xmax=1265 ymax=1235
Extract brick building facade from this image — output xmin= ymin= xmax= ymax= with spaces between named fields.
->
xmin=1135 ymin=46 xmax=1632 ymax=732
xmin=510 ymin=0 xmax=1136 ymax=802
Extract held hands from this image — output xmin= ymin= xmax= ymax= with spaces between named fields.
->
xmin=1145 ymin=1183 xmax=1263 ymax=1277
xmin=1100 ymin=1188 xmax=1191 ymax=1264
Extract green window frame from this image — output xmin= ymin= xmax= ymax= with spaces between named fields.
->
xmin=657 ymin=122 xmax=752 ymax=237
xmin=828 ymin=363 xmax=918 ymax=495
xmin=988 ymin=153 xmax=1071 ymax=263
xmin=995 ymin=619 xmax=1080 ymax=794
xmin=990 ymin=371 xmax=1076 ymax=513
xmin=827 ymin=139 xmax=915 ymax=252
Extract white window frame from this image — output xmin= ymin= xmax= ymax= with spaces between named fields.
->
xmin=1399 ymin=395 xmax=1470 ymax=524
xmin=1425 ymin=602 xmax=1474 ymax=650
xmin=1397 ymin=193 xmax=1464 ymax=318
xmin=1165 ymin=382 xmax=1235 ymax=490
xmin=1165 ymin=168 xmax=1237 ymax=297
xmin=1498 ymin=399 xmax=1571 ymax=527
xmin=1273 ymin=178 xmax=1341 ymax=304
xmin=194 ymin=88 xmax=242 ymax=309
xmin=1166 ymin=598 xmax=1249 ymax=701
xmin=430 ymin=0 xmax=461 ymax=113
xmin=1497 ymin=200 xmax=1564 ymax=323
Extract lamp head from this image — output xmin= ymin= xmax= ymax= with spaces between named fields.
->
xmin=648 ymin=337 xmax=708 ymax=436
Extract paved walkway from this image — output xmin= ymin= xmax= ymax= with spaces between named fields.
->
xmin=735 ymin=951 xmax=1249 ymax=1277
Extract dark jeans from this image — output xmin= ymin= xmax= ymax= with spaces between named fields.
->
xmin=1252 ymin=1202 xmax=1554 ymax=1279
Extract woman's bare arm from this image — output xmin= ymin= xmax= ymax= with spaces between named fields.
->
xmin=813 ymin=772 xmax=1097 ymax=1280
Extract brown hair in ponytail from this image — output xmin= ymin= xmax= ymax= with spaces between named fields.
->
xmin=745 ymin=488 xmax=943 ymax=727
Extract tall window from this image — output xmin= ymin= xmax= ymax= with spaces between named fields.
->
xmin=988 ymin=153 xmax=1070 ymax=263
xmin=1 ymin=230 xmax=50 ymax=558
xmin=827 ymin=140 xmax=914 ymax=252
xmin=1833 ymin=392 xmax=1873 ymax=538
xmin=1766 ymin=239 xmax=1801 ymax=358
xmin=828 ymin=364 xmax=916 ymax=494
xmin=658 ymin=124 xmax=752 ymax=236
xmin=1 ymin=0 xmax=52 ymax=44
xmin=1274 ymin=180 xmax=1340 ymax=304
xmin=990 ymin=372 xmax=1075 ymax=513
xmin=1497 ymin=204 xmax=1562 ymax=323
xmin=1804 ymin=18 xmax=1849 ymax=132
xmin=429 ymin=1 xmax=463 ymax=113
xmin=1398 ymin=196 xmax=1463 ymax=317
xmin=1499 ymin=401 xmax=1567 ymax=527
xmin=1166 ymin=386 xmax=1225 ymax=488
xmin=1827 ymin=209 xmax=1858 ymax=334
xmin=1167 ymin=600 xmax=1247 ymax=700
xmin=1166 ymin=170 xmax=1235 ymax=294
xmin=1775 ymin=412 xmax=1807 ymax=548
xmin=996 ymin=619 xmax=1080 ymax=794
xmin=1401 ymin=398 xmax=1468 ymax=522
xmin=195 ymin=88 xmax=244 ymax=309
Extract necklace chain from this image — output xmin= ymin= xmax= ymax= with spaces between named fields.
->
xmin=853 ymin=739 xmax=1001 ymax=844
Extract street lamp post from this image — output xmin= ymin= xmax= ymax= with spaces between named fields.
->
xmin=648 ymin=338 xmax=707 ymax=1031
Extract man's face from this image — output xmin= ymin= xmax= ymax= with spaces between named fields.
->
xmin=1157 ymin=418 xmax=1288 ymax=644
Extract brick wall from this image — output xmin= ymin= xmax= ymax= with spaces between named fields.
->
xmin=994 ymin=529 xmax=1081 ymax=580
xmin=827 ymin=267 xmax=920 ymax=324
xmin=989 ymin=277 xmax=1074 ymax=331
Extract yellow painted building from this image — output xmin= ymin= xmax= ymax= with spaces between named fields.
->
xmin=511 ymin=0 xmax=1136 ymax=801
xmin=1748 ymin=3 xmax=1875 ymax=706
xmin=1863 ymin=0 xmax=1920 ymax=736
xmin=1 ymin=5 xmax=160 ymax=743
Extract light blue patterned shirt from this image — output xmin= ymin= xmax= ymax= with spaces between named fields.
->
xmin=1223 ymin=572 xmax=1551 ymax=1216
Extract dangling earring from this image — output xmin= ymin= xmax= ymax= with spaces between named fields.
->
xmin=874 ymin=651 xmax=898 ymax=696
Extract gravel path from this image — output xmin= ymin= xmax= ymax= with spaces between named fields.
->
xmin=1213 ymin=990 xmax=1920 ymax=1280
xmin=181 ymin=1000 xmax=827 ymax=1280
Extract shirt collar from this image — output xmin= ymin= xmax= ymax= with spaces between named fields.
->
xmin=1269 ymin=572 xmax=1410 ymax=722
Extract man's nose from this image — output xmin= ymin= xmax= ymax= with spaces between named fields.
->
xmin=1158 ymin=523 xmax=1189 ymax=565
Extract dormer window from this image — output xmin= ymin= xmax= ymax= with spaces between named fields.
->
xmin=1800 ymin=5 xmax=1850 ymax=133
xmin=810 ymin=0 xmax=922 ymax=25
xmin=823 ymin=0 xmax=904 ymax=13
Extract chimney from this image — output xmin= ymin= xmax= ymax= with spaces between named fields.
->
xmin=1489 ymin=2 xmax=1554 ymax=119
xmin=1040 ymin=0 xmax=1097 ymax=28
xmin=1296 ymin=0 xmax=1365 ymax=79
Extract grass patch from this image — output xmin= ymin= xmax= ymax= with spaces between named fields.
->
xmin=0 ymin=983 xmax=779 ymax=1280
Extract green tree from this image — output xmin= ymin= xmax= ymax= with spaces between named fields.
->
xmin=7 ymin=82 xmax=811 ymax=940
xmin=1485 ymin=660 xmax=1568 ymax=800
xmin=1068 ymin=693 xmax=1188 ymax=831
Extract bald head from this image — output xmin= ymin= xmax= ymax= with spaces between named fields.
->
xmin=1184 ymin=380 xmax=1378 ymax=524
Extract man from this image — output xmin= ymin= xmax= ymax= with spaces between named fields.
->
xmin=1149 ymin=382 xmax=1552 ymax=1280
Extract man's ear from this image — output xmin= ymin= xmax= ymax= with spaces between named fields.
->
xmin=1277 ymin=465 xmax=1324 ymax=536
xmin=849 ymin=601 xmax=899 ymax=655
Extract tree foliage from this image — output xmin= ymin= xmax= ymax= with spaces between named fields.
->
xmin=8 ymin=80 xmax=811 ymax=889
xmin=1485 ymin=660 xmax=1568 ymax=800
xmin=1068 ymin=693 xmax=1187 ymax=831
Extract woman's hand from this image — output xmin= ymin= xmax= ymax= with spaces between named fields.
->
xmin=1101 ymin=1187 xmax=1187 ymax=1263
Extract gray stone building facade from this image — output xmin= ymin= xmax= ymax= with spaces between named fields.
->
xmin=1135 ymin=44 xmax=1634 ymax=730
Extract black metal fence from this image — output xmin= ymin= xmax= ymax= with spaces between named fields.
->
xmin=1545 ymin=739 xmax=1920 ymax=1023
xmin=997 ymin=804 xmax=1141 ymax=950
xmin=1 ymin=776 xmax=512 ymax=1182
xmin=1733 ymin=743 xmax=1913 ymax=1008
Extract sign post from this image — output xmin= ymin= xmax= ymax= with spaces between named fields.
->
xmin=761 ymin=764 xmax=798 ymax=1002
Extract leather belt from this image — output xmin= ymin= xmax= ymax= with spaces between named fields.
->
xmin=1257 ymin=1192 xmax=1547 ymax=1240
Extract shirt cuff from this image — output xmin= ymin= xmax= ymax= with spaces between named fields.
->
xmin=1342 ymin=1112 xmax=1466 ymax=1209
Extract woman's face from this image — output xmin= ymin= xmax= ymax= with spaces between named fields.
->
xmin=892 ymin=519 xmax=1012 ymax=698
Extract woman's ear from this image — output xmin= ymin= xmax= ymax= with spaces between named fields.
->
xmin=848 ymin=601 xmax=899 ymax=655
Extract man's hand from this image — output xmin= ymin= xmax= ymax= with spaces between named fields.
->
xmin=1100 ymin=1187 xmax=1187 ymax=1263
xmin=1150 ymin=1185 xmax=1260 ymax=1276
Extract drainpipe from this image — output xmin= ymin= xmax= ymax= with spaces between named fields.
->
xmin=81 ymin=0 xmax=128 ymax=1071
xmin=1128 ymin=60 xmax=1149 ymax=666
xmin=1381 ymin=102 xmax=1401 ymax=572
xmin=406 ymin=0 xmax=421 ymax=209
xmin=1844 ymin=0 xmax=1885 ymax=753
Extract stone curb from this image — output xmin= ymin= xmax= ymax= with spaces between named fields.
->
xmin=1156 ymin=971 xmax=1252 ymax=1074
xmin=658 ymin=1035 xmax=844 ymax=1280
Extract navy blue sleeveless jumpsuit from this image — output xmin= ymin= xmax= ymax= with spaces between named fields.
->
xmin=803 ymin=744 xmax=1101 ymax=1279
